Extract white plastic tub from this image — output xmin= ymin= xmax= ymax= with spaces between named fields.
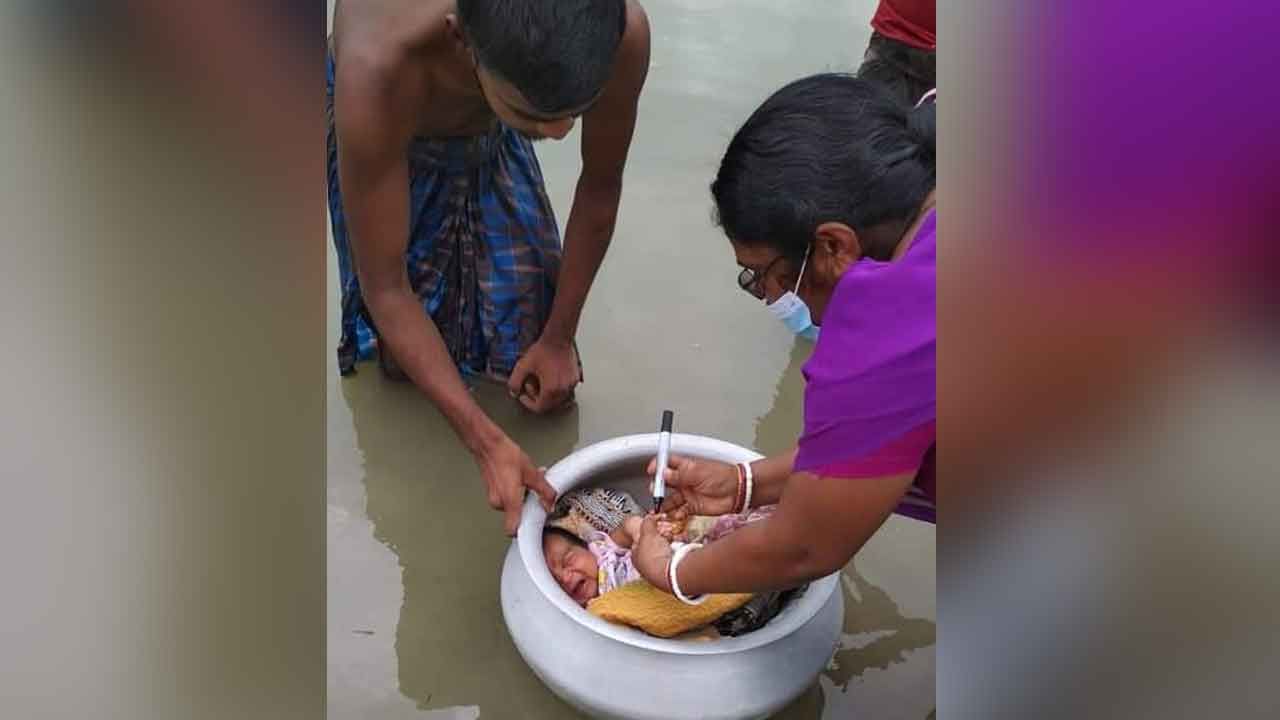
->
xmin=500 ymin=433 xmax=843 ymax=720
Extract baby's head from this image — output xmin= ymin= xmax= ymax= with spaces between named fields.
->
xmin=542 ymin=527 xmax=599 ymax=607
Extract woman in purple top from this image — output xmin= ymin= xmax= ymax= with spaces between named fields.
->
xmin=632 ymin=74 xmax=936 ymax=599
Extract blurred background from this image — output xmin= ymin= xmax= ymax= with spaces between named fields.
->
xmin=940 ymin=1 xmax=1279 ymax=718
xmin=0 ymin=1 xmax=325 ymax=719
xmin=1 ymin=0 xmax=1276 ymax=719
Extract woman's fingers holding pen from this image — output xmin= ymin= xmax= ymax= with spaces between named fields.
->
xmin=646 ymin=453 xmax=684 ymax=485
xmin=647 ymin=454 xmax=684 ymax=513
xmin=646 ymin=455 xmax=739 ymax=516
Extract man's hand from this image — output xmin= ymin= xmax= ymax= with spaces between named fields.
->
xmin=646 ymin=455 xmax=740 ymax=516
xmin=476 ymin=433 xmax=557 ymax=536
xmin=507 ymin=338 xmax=581 ymax=414
xmin=631 ymin=515 xmax=675 ymax=593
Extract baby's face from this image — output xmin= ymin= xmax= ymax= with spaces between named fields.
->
xmin=543 ymin=532 xmax=599 ymax=607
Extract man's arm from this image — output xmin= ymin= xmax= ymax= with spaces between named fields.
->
xmin=335 ymin=53 xmax=554 ymax=533
xmin=335 ymin=55 xmax=497 ymax=454
xmin=507 ymin=4 xmax=651 ymax=412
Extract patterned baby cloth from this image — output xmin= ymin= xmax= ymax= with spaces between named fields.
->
xmin=546 ymin=487 xmax=642 ymax=541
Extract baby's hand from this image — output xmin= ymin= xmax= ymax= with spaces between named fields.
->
xmin=654 ymin=511 xmax=688 ymax=542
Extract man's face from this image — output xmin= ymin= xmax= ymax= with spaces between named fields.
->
xmin=474 ymin=62 xmax=599 ymax=141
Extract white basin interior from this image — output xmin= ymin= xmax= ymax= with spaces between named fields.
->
xmin=514 ymin=433 xmax=840 ymax=655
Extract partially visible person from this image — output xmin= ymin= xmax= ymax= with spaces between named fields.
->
xmin=631 ymin=73 xmax=936 ymax=600
xmin=857 ymin=0 xmax=935 ymax=106
xmin=328 ymin=0 xmax=651 ymax=535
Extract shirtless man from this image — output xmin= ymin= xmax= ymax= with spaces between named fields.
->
xmin=327 ymin=0 xmax=651 ymax=534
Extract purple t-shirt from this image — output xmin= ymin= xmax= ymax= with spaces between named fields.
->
xmin=793 ymin=209 xmax=936 ymax=523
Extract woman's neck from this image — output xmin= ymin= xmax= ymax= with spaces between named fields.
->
xmin=891 ymin=189 xmax=937 ymax=261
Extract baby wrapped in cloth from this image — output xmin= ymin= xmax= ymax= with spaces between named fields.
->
xmin=542 ymin=488 xmax=805 ymax=638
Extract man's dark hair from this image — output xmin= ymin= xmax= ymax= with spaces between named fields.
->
xmin=457 ymin=0 xmax=627 ymax=115
xmin=711 ymin=73 xmax=936 ymax=262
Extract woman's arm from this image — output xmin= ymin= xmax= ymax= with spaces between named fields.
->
xmin=634 ymin=469 xmax=915 ymax=595
xmin=742 ymin=447 xmax=799 ymax=508
xmin=613 ymin=510 xmax=688 ymax=548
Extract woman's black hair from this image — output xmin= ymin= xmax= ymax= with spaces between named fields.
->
xmin=542 ymin=525 xmax=587 ymax=549
xmin=711 ymin=73 xmax=936 ymax=262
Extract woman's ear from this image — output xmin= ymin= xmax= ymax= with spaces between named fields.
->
xmin=812 ymin=222 xmax=861 ymax=283
xmin=444 ymin=13 xmax=468 ymax=53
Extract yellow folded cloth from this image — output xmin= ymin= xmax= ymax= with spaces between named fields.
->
xmin=587 ymin=580 xmax=753 ymax=638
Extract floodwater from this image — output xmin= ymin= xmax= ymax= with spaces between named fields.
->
xmin=327 ymin=1 xmax=936 ymax=718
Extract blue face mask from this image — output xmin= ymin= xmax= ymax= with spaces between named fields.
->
xmin=767 ymin=245 xmax=819 ymax=341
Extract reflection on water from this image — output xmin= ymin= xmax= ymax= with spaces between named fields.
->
xmin=827 ymin=570 xmax=936 ymax=686
xmin=343 ymin=374 xmax=587 ymax=718
xmin=753 ymin=339 xmax=810 ymax=456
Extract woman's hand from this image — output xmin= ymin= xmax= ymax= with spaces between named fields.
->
xmin=631 ymin=515 xmax=675 ymax=593
xmin=646 ymin=454 xmax=739 ymax=516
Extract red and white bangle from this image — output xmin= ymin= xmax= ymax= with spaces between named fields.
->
xmin=737 ymin=461 xmax=754 ymax=515
xmin=733 ymin=463 xmax=746 ymax=513
xmin=668 ymin=542 xmax=706 ymax=605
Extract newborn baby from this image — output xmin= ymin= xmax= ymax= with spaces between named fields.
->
xmin=543 ymin=511 xmax=688 ymax=607
xmin=543 ymin=503 xmax=772 ymax=607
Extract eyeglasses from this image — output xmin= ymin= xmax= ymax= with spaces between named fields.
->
xmin=736 ymin=254 xmax=788 ymax=301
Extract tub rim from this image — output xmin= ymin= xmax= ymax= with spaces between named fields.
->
xmin=515 ymin=432 xmax=840 ymax=656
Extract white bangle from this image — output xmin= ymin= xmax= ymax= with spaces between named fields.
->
xmin=738 ymin=462 xmax=754 ymax=515
xmin=668 ymin=542 xmax=707 ymax=605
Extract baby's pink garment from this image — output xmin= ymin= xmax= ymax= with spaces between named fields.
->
xmin=586 ymin=531 xmax=643 ymax=595
xmin=586 ymin=506 xmax=779 ymax=598
xmin=700 ymin=505 xmax=776 ymax=543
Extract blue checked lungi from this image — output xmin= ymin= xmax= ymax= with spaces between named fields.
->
xmin=326 ymin=51 xmax=562 ymax=380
